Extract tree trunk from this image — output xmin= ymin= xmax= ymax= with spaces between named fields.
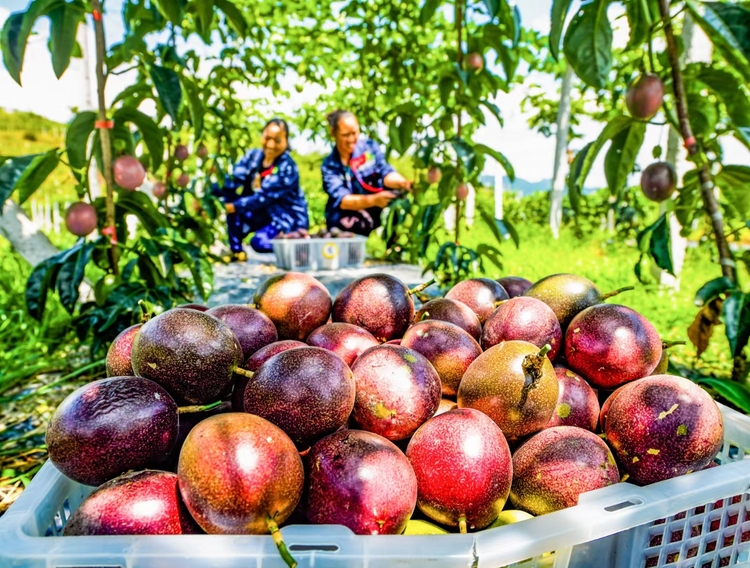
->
xmin=549 ymin=64 xmax=574 ymax=239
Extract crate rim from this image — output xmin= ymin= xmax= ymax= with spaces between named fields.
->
xmin=0 ymin=403 xmax=748 ymax=568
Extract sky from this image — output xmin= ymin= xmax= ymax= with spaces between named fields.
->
xmin=0 ymin=0 xmax=747 ymax=186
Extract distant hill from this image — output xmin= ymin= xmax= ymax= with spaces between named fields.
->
xmin=479 ymin=174 xmax=599 ymax=196
xmin=0 ymin=107 xmax=65 ymax=134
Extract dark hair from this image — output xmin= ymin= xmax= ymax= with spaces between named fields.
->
xmin=263 ymin=118 xmax=290 ymax=150
xmin=326 ymin=109 xmax=356 ymax=133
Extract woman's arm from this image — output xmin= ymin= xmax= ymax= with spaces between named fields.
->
xmin=383 ymin=171 xmax=412 ymax=191
xmin=341 ymin=192 xmax=397 ymax=210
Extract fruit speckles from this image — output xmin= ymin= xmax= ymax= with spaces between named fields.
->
xmin=406 ymin=408 xmax=512 ymax=530
xmin=131 ymin=308 xmax=242 ymax=405
xmin=253 ymin=273 xmax=332 ymax=341
xmin=46 ymin=377 xmax=178 ymax=486
xmin=177 ymin=413 xmax=303 ymax=534
xmin=510 ymin=426 xmax=619 ymax=516
xmin=404 ymin=353 xmax=417 ymax=363
xmin=564 ymin=304 xmax=662 ymax=389
xmin=658 ymin=404 xmax=679 ymax=420
xmin=605 ymin=375 xmax=724 ymax=484
xmin=306 ymin=430 xmax=417 ymax=535
xmin=333 ymin=274 xmax=415 ymax=341
xmin=445 ymin=278 xmax=509 ymax=325
xmin=106 ymin=324 xmax=141 ymax=377
xmin=351 ymin=345 xmax=441 ymax=441
xmin=243 ymin=347 xmax=355 ymax=449
xmin=556 ymin=403 xmax=571 ymax=419
xmin=402 ymin=320 xmax=482 ymax=397
xmin=458 ymin=341 xmax=558 ymax=441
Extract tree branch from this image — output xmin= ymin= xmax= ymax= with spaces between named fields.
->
xmin=658 ymin=0 xmax=735 ymax=283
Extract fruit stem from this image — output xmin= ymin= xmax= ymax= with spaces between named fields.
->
xmin=178 ymin=401 xmax=222 ymax=414
xmin=138 ymin=300 xmax=151 ymax=323
xmin=409 ymin=278 xmax=436 ymax=295
xmin=234 ymin=367 xmax=255 ymax=379
xmin=520 ymin=346 xmax=550 ymax=407
xmin=458 ymin=515 xmax=467 ymax=534
xmin=601 ymin=286 xmax=635 ymax=301
xmin=267 ymin=518 xmax=297 ymax=568
xmin=662 ymin=340 xmax=686 ymax=350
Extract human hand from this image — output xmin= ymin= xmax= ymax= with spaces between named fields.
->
xmin=225 ymin=203 xmax=236 ymax=214
xmin=371 ymin=191 xmax=398 ymax=208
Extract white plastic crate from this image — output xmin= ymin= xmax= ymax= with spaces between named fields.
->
xmin=1 ymin=403 xmax=750 ymax=568
xmin=271 ymin=237 xmax=367 ymax=271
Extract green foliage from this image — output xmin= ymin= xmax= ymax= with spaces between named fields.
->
xmin=554 ymin=0 xmax=750 ymax=384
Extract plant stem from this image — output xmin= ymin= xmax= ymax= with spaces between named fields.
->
xmin=267 ymin=518 xmax=297 ymax=568
xmin=178 ymin=401 xmax=222 ymax=414
xmin=408 ymin=278 xmax=436 ymax=295
xmin=234 ymin=367 xmax=255 ymax=379
xmin=657 ymin=0 xmax=735 ymax=283
xmin=91 ymin=0 xmax=119 ymax=276
xmin=601 ymin=286 xmax=635 ymax=301
xmin=458 ymin=515 xmax=467 ymax=534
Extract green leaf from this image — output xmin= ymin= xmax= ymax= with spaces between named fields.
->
xmin=567 ymin=142 xmax=593 ymax=215
xmin=604 ymin=120 xmax=646 ymax=196
xmin=180 ymin=77 xmax=205 ymax=141
xmin=695 ymin=276 xmax=736 ymax=307
xmin=154 ymin=0 xmax=182 ymax=26
xmin=388 ymin=117 xmax=403 ymax=155
xmin=438 ymin=76 xmax=454 ymax=107
xmin=640 ymin=213 xmax=675 ymax=275
xmin=1 ymin=13 xmax=26 ymax=85
xmin=686 ymin=89 xmax=718 ymax=140
xmin=625 ymin=0 xmax=655 ymax=51
xmin=723 ymin=290 xmax=750 ymax=357
xmin=420 ymin=0 xmax=442 ymax=25
xmin=1 ymin=0 xmax=59 ymax=85
xmin=0 ymin=154 xmax=37 ymax=209
xmin=563 ymin=0 xmax=613 ymax=90
xmin=14 ymin=149 xmax=60 ymax=204
xmin=480 ymin=99 xmax=503 ymax=126
xmin=397 ymin=115 xmax=416 ymax=156
xmin=696 ymin=67 xmax=750 ymax=132
xmin=476 ymin=243 xmax=503 ymax=271
xmin=475 ymin=143 xmax=514 ymax=182
xmin=214 ymin=0 xmax=247 ymax=37
xmin=65 ymin=111 xmax=96 ymax=182
xmin=482 ymin=0 xmax=500 ymax=19
xmin=48 ymin=1 xmax=85 ymax=79
xmin=193 ymin=0 xmax=215 ymax=42
xmin=688 ymin=1 xmax=750 ymax=81
xmin=116 ymin=191 xmax=169 ymax=236
xmin=56 ymin=242 xmax=94 ymax=313
xmin=25 ymin=244 xmax=81 ymax=320
xmin=113 ymin=107 xmax=165 ymax=171
xmin=693 ymin=377 xmax=750 ymax=414
xmin=451 ymin=138 xmax=477 ymax=175
xmin=569 ymin=116 xmax=632 ymax=198
xmin=550 ymin=0 xmax=574 ymax=61
xmin=496 ymin=218 xmax=519 ymax=248
xmin=716 ymin=165 xmax=750 ymax=219
xmin=149 ymin=64 xmax=182 ymax=122
xmin=479 ymin=207 xmax=505 ymax=246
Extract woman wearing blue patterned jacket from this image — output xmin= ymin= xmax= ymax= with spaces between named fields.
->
xmin=321 ymin=110 xmax=412 ymax=236
xmin=222 ymin=119 xmax=309 ymax=261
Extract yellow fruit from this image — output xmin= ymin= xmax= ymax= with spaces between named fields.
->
xmin=402 ymin=519 xmax=449 ymax=535
xmin=488 ymin=510 xmax=534 ymax=528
